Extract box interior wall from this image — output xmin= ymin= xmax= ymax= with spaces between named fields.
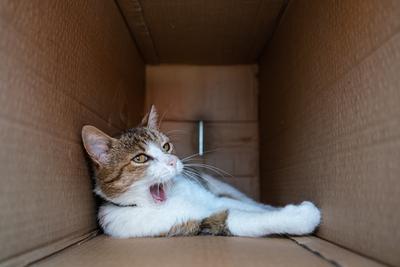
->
xmin=0 ymin=1 xmax=399 ymax=266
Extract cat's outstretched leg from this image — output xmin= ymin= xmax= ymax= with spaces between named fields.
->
xmin=214 ymin=195 xmax=277 ymax=212
xmin=99 ymin=200 xmax=320 ymax=238
xmin=226 ymin=201 xmax=321 ymax=237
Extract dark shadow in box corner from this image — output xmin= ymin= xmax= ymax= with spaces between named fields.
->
xmin=80 ymin=142 xmax=104 ymax=234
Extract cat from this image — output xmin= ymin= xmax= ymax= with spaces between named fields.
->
xmin=81 ymin=105 xmax=321 ymax=238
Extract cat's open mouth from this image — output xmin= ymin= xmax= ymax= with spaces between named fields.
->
xmin=149 ymin=183 xmax=166 ymax=203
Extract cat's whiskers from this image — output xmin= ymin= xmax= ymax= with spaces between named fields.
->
xmin=164 ymin=174 xmax=174 ymax=192
xmin=184 ymin=163 xmax=234 ymax=178
xmin=181 ymin=149 xmax=219 ymax=162
xmin=182 ymin=168 xmax=202 ymax=180
xmin=181 ymin=159 xmax=204 ymax=166
xmin=182 ymin=169 xmax=214 ymax=188
xmin=181 ymin=168 xmax=204 ymax=187
xmin=153 ymin=169 xmax=176 ymax=194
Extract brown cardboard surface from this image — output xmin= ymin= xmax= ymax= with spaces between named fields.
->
xmin=117 ymin=0 xmax=159 ymax=64
xmin=290 ymin=236 xmax=385 ymax=267
xmin=146 ymin=65 xmax=258 ymax=121
xmin=118 ymin=0 xmax=286 ymax=64
xmin=1 ymin=231 xmax=98 ymax=267
xmin=0 ymin=0 xmax=144 ymax=264
xmin=33 ymin=235 xmax=332 ymax=267
xmin=203 ymin=122 xmax=259 ymax=178
xmin=259 ymin=0 xmax=400 ymax=265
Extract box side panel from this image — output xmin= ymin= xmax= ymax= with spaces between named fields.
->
xmin=258 ymin=1 xmax=400 ymax=265
xmin=0 ymin=0 xmax=145 ymax=263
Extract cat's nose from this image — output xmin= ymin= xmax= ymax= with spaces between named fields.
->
xmin=167 ymin=157 xmax=177 ymax=167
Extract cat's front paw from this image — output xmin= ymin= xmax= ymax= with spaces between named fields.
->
xmin=282 ymin=201 xmax=321 ymax=235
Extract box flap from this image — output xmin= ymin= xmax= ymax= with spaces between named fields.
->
xmin=117 ymin=0 xmax=287 ymax=64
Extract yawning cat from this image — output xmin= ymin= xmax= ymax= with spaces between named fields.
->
xmin=81 ymin=106 xmax=321 ymax=237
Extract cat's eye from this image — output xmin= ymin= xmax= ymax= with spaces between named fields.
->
xmin=162 ymin=142 xmax=171 ymax=152
xmin=132 ymin=154 xmax=149 ymax=163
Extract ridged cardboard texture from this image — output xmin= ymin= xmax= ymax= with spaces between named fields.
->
xmin=33 ymin=236 xmax=332 ymax=267
xmin=259 ymin=1 xmax=400 ymax=265
xmin=0 ymin=0 xmax=145 ymax=264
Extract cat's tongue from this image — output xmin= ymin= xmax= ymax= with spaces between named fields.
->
xmin=150 ymin=184 xmax=166 ymax=203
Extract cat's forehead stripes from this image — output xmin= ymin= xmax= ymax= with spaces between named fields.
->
xmin=117 ymin=127 xmax=167 ymax=152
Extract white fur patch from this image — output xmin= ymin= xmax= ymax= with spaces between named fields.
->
xmin=98 ymin=171 xmax=321 ymax=237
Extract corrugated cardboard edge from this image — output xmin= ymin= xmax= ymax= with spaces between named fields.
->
xmin=289 ymin=236 xmax=387 ymax=267
xmin=256 ymin=0 xmax=290 ymax=63
xmin=116 ymin=0 xmax=159 ymax=64
xmin=1 ymin=230 xmax=98 ymax=267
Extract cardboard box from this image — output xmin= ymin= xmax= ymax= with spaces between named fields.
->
xmin=0 ymin=0 xmax=398 ymax=266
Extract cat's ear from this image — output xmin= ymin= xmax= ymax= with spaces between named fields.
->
xmin=141 ymin=105 xmax=159 ymax=129
xmin=81 ymin=125 xmax=115 ymax=166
